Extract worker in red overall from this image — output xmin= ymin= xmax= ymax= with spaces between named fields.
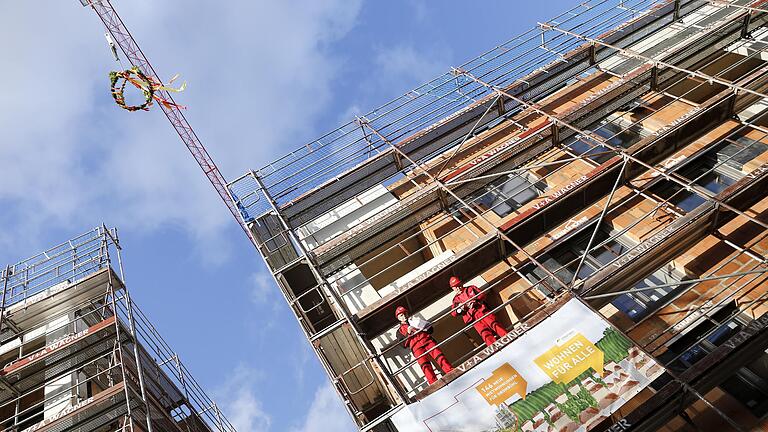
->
xmin=450 ymin=276 xmax=508 ymax=346
xmin=396 ymin=306 xmax=453 ymax=385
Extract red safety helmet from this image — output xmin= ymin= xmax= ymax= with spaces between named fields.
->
xmin=449 ymin=276 xmax=462 ymax=288
xmin=395 ymin=306 xmax=408 ymax=317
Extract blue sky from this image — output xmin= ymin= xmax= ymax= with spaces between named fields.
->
xmin=1 ymin=1 xmax=574 ymax=430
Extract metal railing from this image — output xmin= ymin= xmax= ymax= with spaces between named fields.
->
xmin=0 ymin=227 xmax=239 ymax=432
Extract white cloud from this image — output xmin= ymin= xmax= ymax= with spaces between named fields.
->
xmin=2 ymin=3 xmax=360 ymax=429
xmin=336 ymin=104 xmax=364 ymax=125
xmin=250 ymin=271 xmax=276 ymax=305
xmin=373 ymin=44 xmax=451 ymax=90
xmin=292 ymin=343 xmax=313 ymax=391
xmin=216 ymin=366 xmax=271 ymax=432
xmin=291 ymin=383 xmax=356 ymax=432
xmin=214 ymin=364 xmax=354 ymax=432
xmin=341 ymin=43 xmax=452 ymax=129
xmin=0 ymin=0 xmax=362 ymax=259
xmin=246 ymin=270 xmax=290 ymax=344
xmin=228 ymin=388 xmax=272 ymax=432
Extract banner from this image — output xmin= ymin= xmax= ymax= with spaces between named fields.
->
xmin=391 ymin=299 xmax=664 ymax=432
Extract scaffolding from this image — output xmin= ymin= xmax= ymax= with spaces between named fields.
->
xmin=229 ymin=0 xmax=768 ymax=430
xmin=0 ymin=226 xmax=237 ymax=432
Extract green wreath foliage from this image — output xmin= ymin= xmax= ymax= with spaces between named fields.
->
xmin=109 ymin=67 xmax=155 ymax=112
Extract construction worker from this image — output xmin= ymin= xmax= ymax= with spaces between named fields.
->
xmin=450 ymin=276 xmax=508 ymax=346
xmin=395 ymin=306 xmax=453 ymax=385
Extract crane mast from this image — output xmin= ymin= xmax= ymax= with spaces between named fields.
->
xmin=80 ymin=0 xmax=255 ymax=244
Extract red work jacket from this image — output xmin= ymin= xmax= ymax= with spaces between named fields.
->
xmin=451 ymin=285 xmax=487 ymax=324
xmin=398 ymin=323 xmax=434 ymax=351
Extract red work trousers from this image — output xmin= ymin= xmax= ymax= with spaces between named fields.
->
xmin=412 ymin=340 xmax=453 ymax=384
xmin=471 ymin=308 xmax=508 ymax=346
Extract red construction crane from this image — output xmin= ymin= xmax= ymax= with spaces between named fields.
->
xmin=80 ymin=0 xmax=255 ymax=244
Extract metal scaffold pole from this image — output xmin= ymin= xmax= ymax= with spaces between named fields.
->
xmin=252 ymin=174 xmax=410 ymax=407
xmin=0 ymin=266 xmax=9 ymax=340
xmin=102 ymin=229 xmax=154 ymax=432
xmin=0 ymin=226 xmax=239 ymax=431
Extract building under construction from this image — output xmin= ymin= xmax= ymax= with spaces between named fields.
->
xmin=0 ymin=226 xmax=237 ymax=432
xmin=228 ymin=0 xmax=768 ymax=430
